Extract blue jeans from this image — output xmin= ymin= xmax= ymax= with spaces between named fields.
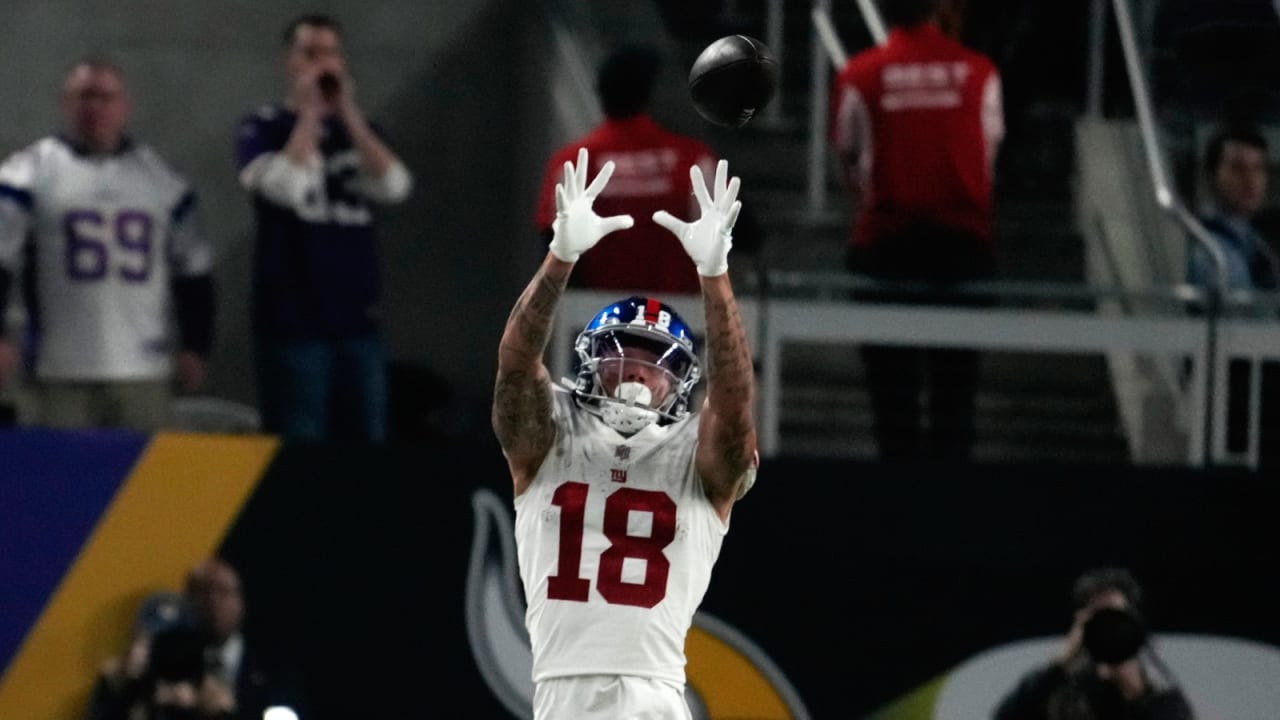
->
xmin=255 ymin=334 xmax=388 ymax=444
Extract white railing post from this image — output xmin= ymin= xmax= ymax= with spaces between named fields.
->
xmin=807 ymin=1 xmax=844 ymax=220
xmin=807 ymin=0 xmax=882 ymax=222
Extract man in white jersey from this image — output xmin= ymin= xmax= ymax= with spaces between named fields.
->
xmin=0 ymin=58 xmax=215 ymax=432
xmin=493 ymin=147 xmax=759 ymax=719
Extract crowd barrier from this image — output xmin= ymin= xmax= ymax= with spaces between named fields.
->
xmin=552 ymin=287 xmax=1280 ymax=468
xmin=2 ymin=430 xmax=1277 ymax=719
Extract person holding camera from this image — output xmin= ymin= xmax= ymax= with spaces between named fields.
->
xmin=993 ymin=567 xmax=1194 ymax=720
xmin=85 ymin=558 xmax=307 ymax=720
xmin=235 ymin=12 xmax=413 ymax=444
xmin=85 ymin=591 xmax=194 ymax=720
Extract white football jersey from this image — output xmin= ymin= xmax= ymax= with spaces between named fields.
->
xmin=0 ymin=137 xmax=211 ymax=380
xmin=515 ymin=386 xmax=730 ymax=685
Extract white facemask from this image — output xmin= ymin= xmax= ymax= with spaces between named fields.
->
xmin=599 ymin=381 xmax=659 ymax=434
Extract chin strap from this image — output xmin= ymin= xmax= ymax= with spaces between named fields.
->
xmin=599 ymin=381 xmax=660 ymax=433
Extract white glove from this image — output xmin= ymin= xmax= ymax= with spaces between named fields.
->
xmin=653 ymin=159 xmax=742 ymax=277
xmin=548 ymin=147 xmax=634 ymax=263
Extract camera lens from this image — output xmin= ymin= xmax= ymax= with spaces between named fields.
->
xmin=1082 ymin=607 xmax=1147 ymax=664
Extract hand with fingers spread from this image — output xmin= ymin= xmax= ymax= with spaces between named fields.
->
xmin=548 ymin=147 xmax=635 ymax=263
xmin=652 ymin=159 xmax=742 ymax=277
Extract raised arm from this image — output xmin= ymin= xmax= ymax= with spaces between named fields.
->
xmin=330 ymin=67 xmax=413 ymax=204
xmin=696 ymin=273 xmax=757 ymax=515
xmin=493 ymin=254 xmax=571 ymax=496
xmin=493 ymin=148 xmax=633 ymax=496
xmin=654 ymin=161 xmax=757 ymax=518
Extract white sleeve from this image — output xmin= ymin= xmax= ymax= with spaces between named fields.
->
xmin=0 ymin=149 xmax=37 ymax=271
xmin=238 ymin=151 xmax=324 ymax=210
xmin=0 ymin=199 xmax=29 ymax=272
xmin=832 ymin=85 xmax=873 ymax=196
xmin=168 ymin=191 xmax=214 ymax=277
xmin=349 ymin=160 xmax=413 ymax=204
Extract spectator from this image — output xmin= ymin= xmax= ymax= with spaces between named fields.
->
xmin=1189 ymin=123 xmax=1278 ymax=299
xmin=829 ymin=0 xmax=1003 ymax=462
xmin=85 ymin=591 xmax=194 ymax=720
xmin=993 ymin=567 xmax=1195 ymax=720
xmin=150 ymin=557 xmax=307 ymax=720
xmin=534 ymin=44 xmax=760 ymax=296
xmin=0 ymin=57 xmax=215 ymax=433
xmin=493 ymin=149 xmax=759 ymax=719
xmin=1188 ymin=122 xmax=1279 ymax=467
xmin=236 ymin=12 xmax=413 ymax=444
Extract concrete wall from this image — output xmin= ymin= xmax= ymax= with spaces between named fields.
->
xmin=0 ymin=0 xmax=541 ymax=430
xmin=0 ymin=1 xmax=697 ymax=435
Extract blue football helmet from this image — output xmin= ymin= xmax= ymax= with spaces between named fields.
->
xmin=573 ymin=296 xmax=701 ymax=432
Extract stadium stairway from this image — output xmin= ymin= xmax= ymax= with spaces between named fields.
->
xmin=656 ymin=1 xmax=1131 ymax=464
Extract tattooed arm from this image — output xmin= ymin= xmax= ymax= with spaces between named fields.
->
xmin=695 ymin=273 xmax=757 ymax=520
xmin=493 ymin=148 xmax=633 ymax=497
xmin=492 ymin=253 xmax=573 ymax=497
xmin=653 ymin=160 xmax=758 ymax=520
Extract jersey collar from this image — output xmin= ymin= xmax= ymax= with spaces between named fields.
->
xmin=56 ymin=132 xmax=135 ymax=157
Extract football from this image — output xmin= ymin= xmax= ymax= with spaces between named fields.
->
xmin=688 ymin=35 xmax=779 ymax=128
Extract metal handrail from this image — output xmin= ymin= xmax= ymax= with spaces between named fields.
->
xmin=807 ymin=1 xmax=839 ymax=218
xmin=765 ymin=269 xmax=1200 ymax=307
xmin=1110 ymin=0 xmax=1230 ymax=466
xmin=767 ymin=269 xmax=1279 ymax=318
xmin=852 ymin=0 xmax=887 ymax=44
xmin=1110 ymin=0 xmax=1228 ymax=288
xmin=807 ymin=0 xmax=881 ymax=219
xmin=811 ymin=4 xmax=850 ymax=65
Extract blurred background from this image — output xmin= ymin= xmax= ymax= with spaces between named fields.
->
xmin=1 ymin=0 xmax=1277 ymax=466
xmin=2 ymin=2 xmax=1280 ymax=719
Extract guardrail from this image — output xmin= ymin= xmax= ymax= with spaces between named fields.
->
xmin=1106 ymin=0 xmax=1232 ymax=467
xmin=550 ymin=284 xmax=1280 ymax=468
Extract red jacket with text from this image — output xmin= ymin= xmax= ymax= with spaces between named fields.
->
xmin=830 ymin=22 xmax=1003 ymax=250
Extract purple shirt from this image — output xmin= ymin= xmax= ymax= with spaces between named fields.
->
xmin=236 ymin=105 xmax=386 ymax=338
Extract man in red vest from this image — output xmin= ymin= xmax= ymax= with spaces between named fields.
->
xmin=536 ymin=45 xmax=719 ymax=295
xmin=830 ymin=0 xmax=1004 ymax=461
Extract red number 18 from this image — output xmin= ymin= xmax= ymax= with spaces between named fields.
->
xmin=545 ymin=482 xmax=676 ymax=609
